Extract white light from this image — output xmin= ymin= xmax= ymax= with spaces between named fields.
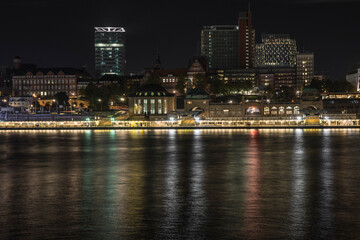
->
xmin=95 ymin=27 xmax=125 ymax=32
xmin=297 ymin=116 xmax=303 ymax=121
xmin=95 ymin=43 xmax=124 ymax=47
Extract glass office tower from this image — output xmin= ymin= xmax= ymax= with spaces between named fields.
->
xmin=94 ymin=27 xmax=126 ymax=78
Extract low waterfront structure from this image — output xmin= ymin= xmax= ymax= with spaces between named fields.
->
xmin=128 ymin=84 xmax=176 ymax=120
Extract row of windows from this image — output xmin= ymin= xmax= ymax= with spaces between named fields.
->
xmin=134 ymin=99 xmax=168 ymax=115
xmin=264 ymin=106 xmax=300 ymax=115
xmin=18 ymin=85 xmax=75 ymax=90
xmin=19 ymin=91 xmax=76 ymax=96
xmin=13 ymin=79 xmax=76 ymax=85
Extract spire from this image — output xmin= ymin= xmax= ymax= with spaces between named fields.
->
xmin=248 ymin=0 xmax=251 ymax=12
xmin=154 ymin=51 xmax=162 ymax=69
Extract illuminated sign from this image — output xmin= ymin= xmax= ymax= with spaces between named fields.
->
xmin=95 ymin=27 xmax=125 ymax=33
xmin=95 ymin=43 xmax=124 ymax=47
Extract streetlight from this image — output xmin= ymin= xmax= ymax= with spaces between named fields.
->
xmin=98 ymin=98 xmax=102 ymax=112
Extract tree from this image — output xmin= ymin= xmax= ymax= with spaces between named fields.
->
xmin=329 ymin=79 xmax=356 ymax=92
xmin=176 ymin=74 xmax=187 ymax=95
xmin=275 ymin=86 xmax=296 ymax=102
xmin=309 ymin=79 xmax=326 ymax=92
xmin=84 ymin=81 xmax=99 ymax=108
xmin=193 ymin=73 xmax=208 ymax=89
xmin=210 ymin=77 xmax=223 ymax=95
xmin=264 ymin=85 xmax=275 ymax=98
xmin=54 ymin=92 xmax=69 ymax=108
xmin=146 ymin=72 xmax=162 ymax=85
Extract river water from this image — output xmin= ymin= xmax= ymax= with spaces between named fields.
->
xmin=1 ymin=129 xmax=360 ymax=239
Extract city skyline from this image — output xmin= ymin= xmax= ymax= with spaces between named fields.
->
xmin=0 ymin=0 xmax=359 ymax=79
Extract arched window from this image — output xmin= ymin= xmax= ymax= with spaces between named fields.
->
xmin=279 ymin=107 xmax=285 ymax=114
xmin=294 ymin=106 xmax=300 ymax=115
xmin=271 ymin=106 xmax=277 ymax=115
xmin=264 ymin=107 xmax=270 ymax=115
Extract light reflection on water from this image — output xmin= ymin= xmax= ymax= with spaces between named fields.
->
xmin=1 ymin=129 xmax=360 ymax=239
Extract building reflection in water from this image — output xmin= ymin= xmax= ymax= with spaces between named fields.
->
xmin=289 ymin=129 xmax=308 ymax=237
xmin=162 ymin=129 xmax=180 ymax=237
xmin=242 ymin=129 xmax=263 ymax=239
xmin=187 ymin=129 xmax=206 ymax=238
xmin=318 ymin=129 xmax=334 ymax=238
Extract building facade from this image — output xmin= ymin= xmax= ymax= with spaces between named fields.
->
xmin=128 ymin=84 xmax=175 ymax=120
xmin=296 ymin=53 xmax=314 ymax=90
xmin=201 ymin=7 xmax=255 ymax=70
xmin=95 ymin=27 xmax=126 ymax=78
xmin=255 ymin=34 xmax=297 ymax=67
xmin=12 ymin=68 xmax=91 ymax=97
xmin=201 ymin=25 xmax=239 ymax=69
xmin=238 ymin=11 xmax=255 ymax=68
xmin=257 ymin=67 xmax=297 ymax=90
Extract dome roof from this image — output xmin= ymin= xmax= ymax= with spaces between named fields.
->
xmin=302 ymin=87 xmax=319 ymax=93
xmin=133 ymin=84 xmax=173 ymax=97
xmin=185 ymin=88 xmax=210 ymax=99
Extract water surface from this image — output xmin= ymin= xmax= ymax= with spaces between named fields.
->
xmin=1 ymin=129 xmax=360 ymax=239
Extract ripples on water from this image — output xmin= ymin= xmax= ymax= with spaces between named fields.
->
xmin=1 ymin=129 xmax=360 ymax=239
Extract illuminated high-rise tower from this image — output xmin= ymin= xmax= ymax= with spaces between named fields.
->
xmin=94 ymin=27 xmax=126 ymax=78
xmin=238 ymin=8 xmax=255 ymax=69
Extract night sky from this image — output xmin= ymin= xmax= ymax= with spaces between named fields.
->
xmin=0 ymin=0 xmax=359 ymax=79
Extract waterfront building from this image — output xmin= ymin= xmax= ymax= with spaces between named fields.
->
xmin=128 ymin=84 xmax=175 ymax=120
xmin=322 ymin=92 xmax=360 ymax=114
xmin=95 ymin=27 xmax=126 ymax=78
xmin=255 ymin=34 xmax=297 ymax=68
xmin=346 ymin=64 xmax=360 ymax=92
xmin=12 ymin=68 xmax=92 ymax=97
xmin=8 ymin=97 xmax=36 ymax=109
xmin=184 ymin=88 xmax=211 ymax=119
xmin=296 ymin=53 xmax=314 ymax=90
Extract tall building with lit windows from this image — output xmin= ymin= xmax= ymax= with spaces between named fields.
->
xmin=296 ymin=53 xmax=314 ymax=90
xmin=255 ymin=34 xmax=297 ymax=68
xmin=201 ymin=25 xmax=239 ymax=69
xmin=200 ymin=9 xmax=255 ymax=70
xmin=94 ymin=27 xmax=126 ymax=78
xmin=238 ymin=11 xmax=255 ymax=69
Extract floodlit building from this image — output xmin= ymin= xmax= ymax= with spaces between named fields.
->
xmin=296 ymin=53 xmax=314 ymax=90
xmin=94 ymin=27 xmax=126 ymax=78
xmin=255 ymin=34 xmax=297 ymax=67
xmin=128 ymin=84 xmax=175 ymax=120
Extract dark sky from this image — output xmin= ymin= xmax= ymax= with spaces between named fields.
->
xmin=0 ymin=0 xmax=359 ymax=79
